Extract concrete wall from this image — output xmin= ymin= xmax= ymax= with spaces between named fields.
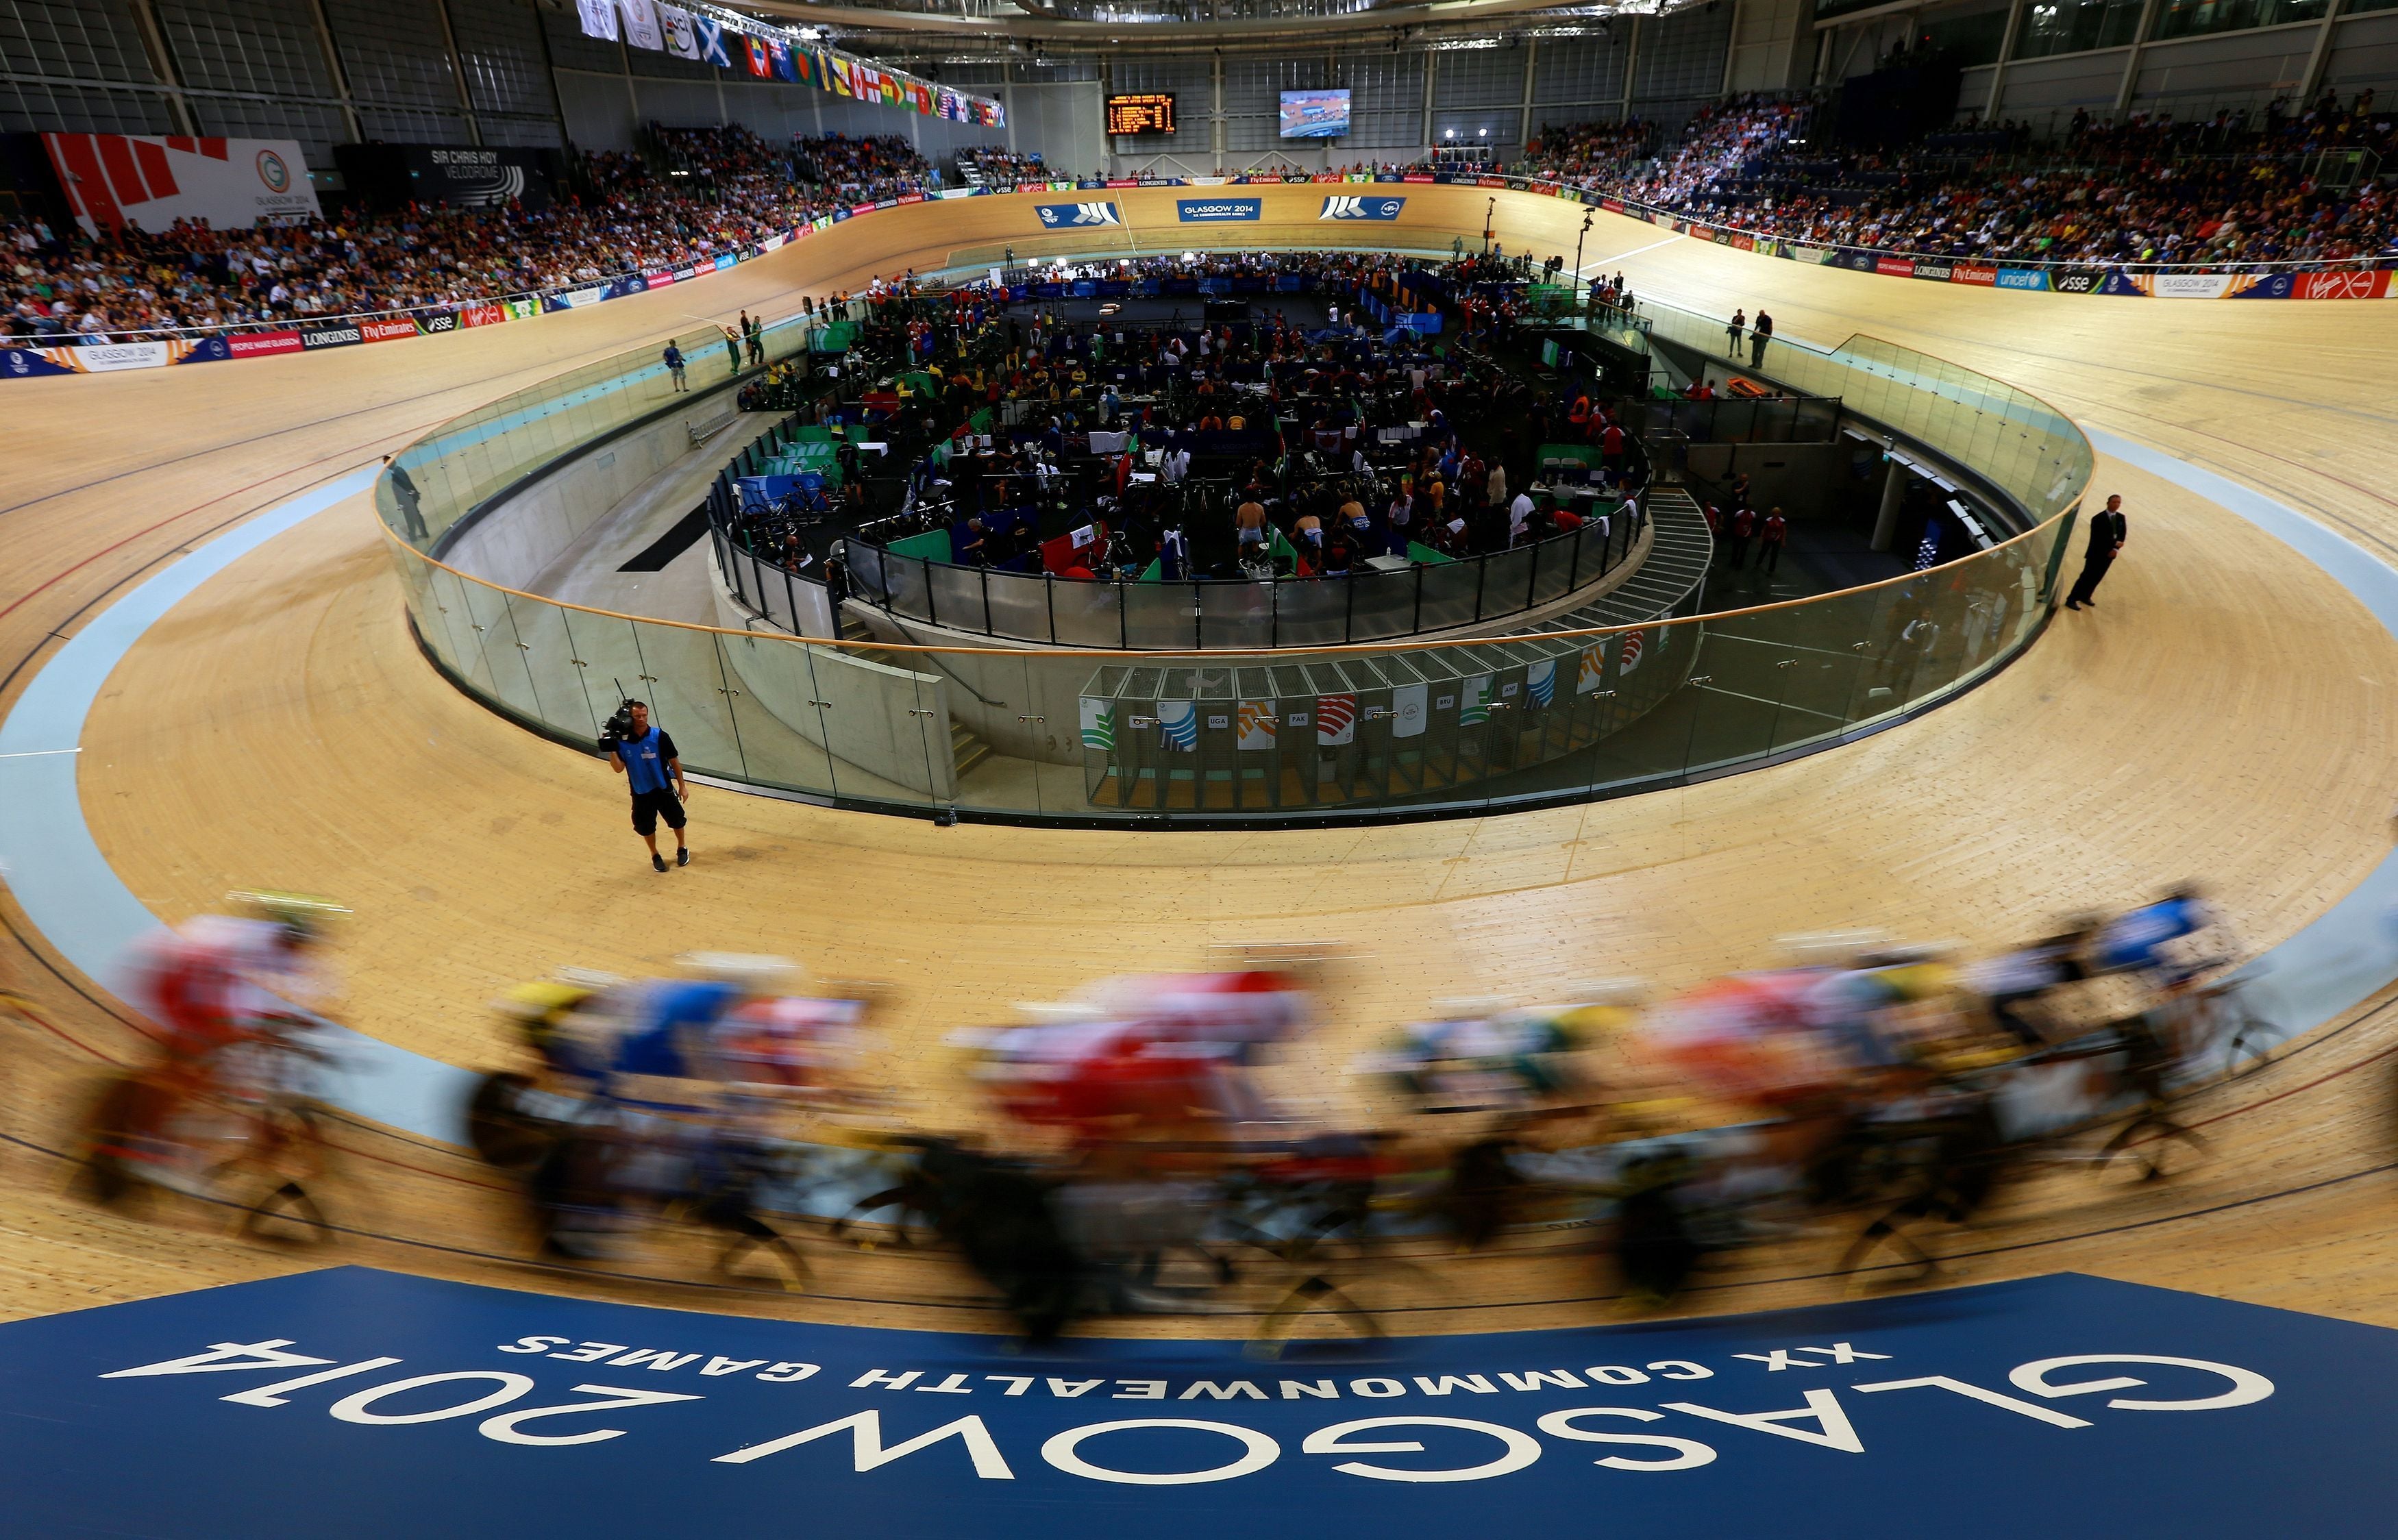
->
xmin=1685 ymin=443 xmax=1854 ymax=521
xmin=710 ymin=567 xmax=958 ymax=802
xmin=441 ymin=388 xmax=742 ymax=592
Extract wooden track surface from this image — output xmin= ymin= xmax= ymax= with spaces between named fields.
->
xmin=5 ymin=184 xmax=2398 ymax=1335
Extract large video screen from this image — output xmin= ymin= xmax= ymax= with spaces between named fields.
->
xmin=1278 ymin=88 xmax=1351 ymax=140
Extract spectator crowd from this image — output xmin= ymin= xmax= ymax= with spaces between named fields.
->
xmin=4 ymin=125 xmax=929 ymax=345
xmin=804 ymin=249 xmax=1648 ymax=588
xmin=1522 ymin=88 xmax=2398 ymax=267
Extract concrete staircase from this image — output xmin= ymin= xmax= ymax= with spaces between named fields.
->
xmin=839 ymin=613 xmax=994 ymax=780
xmin=1505 ymin=484 xmax=1714 ymax=640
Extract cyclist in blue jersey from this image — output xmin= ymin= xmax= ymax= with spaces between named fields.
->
xmin=2092 ymin=885 xmax=2219 ymax=984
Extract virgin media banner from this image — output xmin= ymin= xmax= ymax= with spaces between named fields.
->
xmin=42 ymin=134 xmax=321 ymax=236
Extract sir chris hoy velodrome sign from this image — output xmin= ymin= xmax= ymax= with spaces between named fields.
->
xmin=2 ymin=1268 xmax=2393 ymax=1538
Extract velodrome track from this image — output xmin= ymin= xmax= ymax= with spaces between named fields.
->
xmin=3 ymin=182 xmax=2398 ymax=1332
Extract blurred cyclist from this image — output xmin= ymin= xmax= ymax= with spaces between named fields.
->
xmin=2091 ymin=884 xmax=2220 ymax=986
xmin=127 ymin=891 xmax=343 ymax=1077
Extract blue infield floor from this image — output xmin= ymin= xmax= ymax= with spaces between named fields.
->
xmin=1 ymin=1267 xmax=2391 ymax=1537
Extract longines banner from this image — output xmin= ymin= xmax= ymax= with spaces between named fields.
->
xmin=0 ymin=1267 xmax=2391 ymax=1537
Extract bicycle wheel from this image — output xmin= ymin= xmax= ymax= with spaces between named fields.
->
xmin=2222 ymin=1017 xmax=2275 ymax=1080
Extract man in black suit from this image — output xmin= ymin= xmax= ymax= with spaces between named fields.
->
xmin=2066 ymin=493 xmax=2127 ymax=610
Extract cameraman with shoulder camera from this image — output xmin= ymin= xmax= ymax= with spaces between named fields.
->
xmin=602 ymin=698 xmax=690 ymax=873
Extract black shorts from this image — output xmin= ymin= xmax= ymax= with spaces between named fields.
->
xmin=630 ymin=788 xmax=686 ymax=836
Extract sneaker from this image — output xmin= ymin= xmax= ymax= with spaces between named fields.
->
xmin=676 ymin=847 xmax=690 ymax=867
xmin=652 ymin=854 xmax=668 ymax=873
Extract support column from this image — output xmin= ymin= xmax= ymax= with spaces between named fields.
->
xmin=2112 ymin=0 xmax=2163 ymax=115
xmin=1518 ymin=38 xmax=1539 ymax=151
xmin=1421 ymin=49 xmax=1437 ymax=153
xmin=1983 ymin=0 xmax=2028 ymax=119
xmin=1620 ymin=17 xmax=1644 ymax=121
xmin=2299 ymin=0 xmax=2349 ymax=102
xmin=124 ymin=0 xmax=196 ymax=136
xmin=429 ymin=0 xmax=482 ymax=144
xmin=1871 ymin=454 xmax=1906 ymax=551
xmin=530 ymin=0 xmax=572 ymax=149
xmin=1211 ymin=49 xmax=1224 ymax=166
xmin=301 ymin=0 xmax=363 ymax=144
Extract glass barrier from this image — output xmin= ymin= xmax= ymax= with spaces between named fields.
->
xmin=378 ymin=302 xmax=2087 ymax=826
xmin=1633 ymin=297 xmax=2089 ymax=524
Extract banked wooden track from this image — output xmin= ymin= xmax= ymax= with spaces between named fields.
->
xmin=3 ymin=182 xmax=2397 ymax=1334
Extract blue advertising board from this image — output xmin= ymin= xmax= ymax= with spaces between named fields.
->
xmin=1 ymin=1267 xmax=2393 ymax=1538
xmin=1320 ymin=195 xmax=1406 ymax=221
xmin=1035 ymin=201 xmax=1123 ymax=228
xmin=1177 ymin=197 xmax=1263 ymax=223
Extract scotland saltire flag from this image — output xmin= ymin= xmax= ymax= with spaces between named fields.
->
xmin=695 ymin=16 xmax=730 ymax=67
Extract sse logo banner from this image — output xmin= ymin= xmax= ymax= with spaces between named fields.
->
xmin=1322 ymin=195 xmax=1406 ymax=221
xmin=1035 ymin=202 xmax=1121 ymax=227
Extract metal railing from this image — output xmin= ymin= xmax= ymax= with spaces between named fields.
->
xmin=822 ymin=512 xmax=1642 ymax=649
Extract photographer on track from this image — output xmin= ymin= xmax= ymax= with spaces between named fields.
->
xmin=601 ymin=697 xmax=690 ymax=873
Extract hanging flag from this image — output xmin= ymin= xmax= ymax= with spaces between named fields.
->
xmin=767 ymin=38 xmax=797 ymax=82
xmin=576 ymin=0 xmax=619 ymax=41
xmin=793 ymin=47 xmax=817 ymax=86
xmin=852 ymin=62 xmax=883 ymax=99
xmin=658 ymin=2 xmax=699 ymax=58
xmin=743 ymin=35 xmax=772 ymax=78
xmin=911 ymin=79 xmax=935 ymax=114
xmin=1158 ymin=700 xmax=1198 ymax=752
xmin=619 ymin=0 xmax=665 ymax=51
xmin=694 ymin=16 xmax=730 ymax=67
xmin=1458 ymin=675 xmax=1492 ymax=725
xmin=1527 ymin=660 xmax=1556 ymax=707
xmin=1620 ymin=630 xmax=1646 ymax=675
xmin=1390 ymin=682 xmax=1426 ymax=738
xmin=1079 ymin=697 xmax=1115 ymax=752
xmin=1315 ymin=693 xmax=1356 ymax=747
xmin=1237 ymin=700 xmax=1276 ymax=752
xmin=1576 ymin=640 xmax=1607 ymax=695
xmin=937 ymin=87 xmax=963 ymax=121
xmin=828 ymin=55 xmax=855 ymax=97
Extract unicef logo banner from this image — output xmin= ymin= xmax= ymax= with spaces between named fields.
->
xmin=1035 ymin=202 xmax=1122 ymax=228
xmin=1321 ymin=195 xmax=1405 ymax=221
xmin=1177 ymin=198 xmax=1261 ymax=223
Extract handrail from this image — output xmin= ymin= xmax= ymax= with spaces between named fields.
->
xmin=380 ymin=492 xmax=2077 ymax=660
